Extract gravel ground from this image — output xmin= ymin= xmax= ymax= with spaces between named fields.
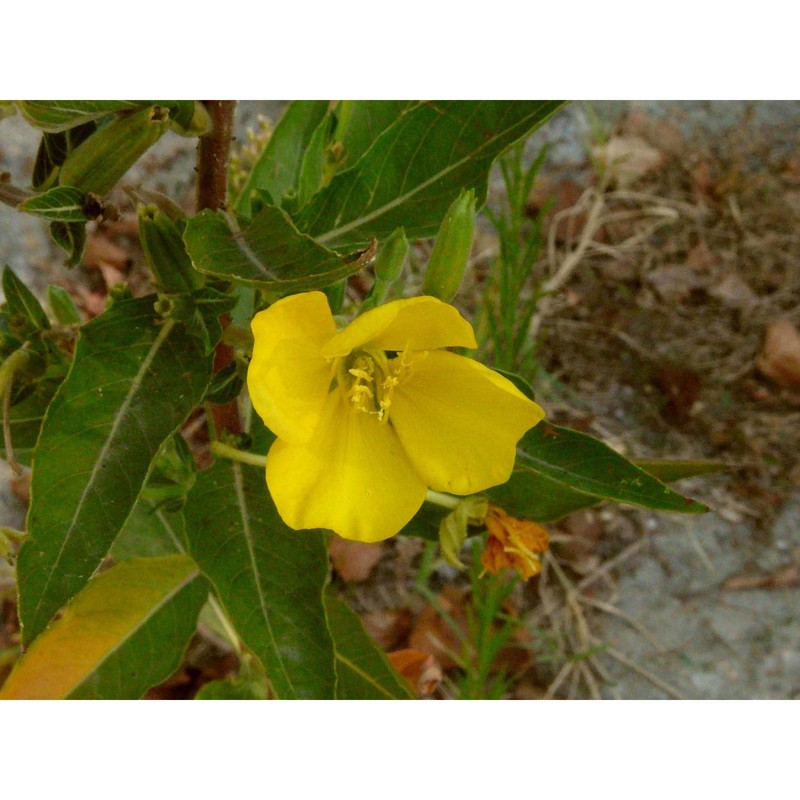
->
xmin=2 ymin=100 xmax=799 ymax=699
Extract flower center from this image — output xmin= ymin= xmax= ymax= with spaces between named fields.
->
xmin=336 ymin=348 xmax=421 ymax=422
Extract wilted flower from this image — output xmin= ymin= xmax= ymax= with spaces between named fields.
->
xmin=481 ymin=505 xmax=550 ymax=580
xmin=247 ymin=291 xmax=544 ymax=542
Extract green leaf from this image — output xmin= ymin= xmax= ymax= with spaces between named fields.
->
xmin=2 ymin=267 xmax=50 ymax=331
xmin=184 ymin=205 xmax=376 ymax=291
xmin=325 ymin=595 xmax=414 ymax=700
xmin=634 ymin=459 xmax=729 ymax=482
xmin=17 ymin=296 xmax=213 ymax=645
xmin=235 ymin=100 xmax=330 ymax=216
xmin=18 ymin=187 xmax=90 ymax=223
xmin=489 ymin=422 xmax=708 ymax=522
xmin=16 ymin=100 xmax=197 ymax=134
xmin=47 ymin=285 xmax=82 ymax=325
xmin=0 ymin=555 xmax=206 ymax=699
xmin=183 ymin=456 xmax=336 ymax=699
xmin=195 ymin=677 xmax=267 ymax=700
xmin=111 ymin=502 xmax=186 ymax=561
xmin=334 ymin=100 xmax=415 ymax=168
xmin=194 ymin=657 xmax=269 ymax=699
xmin=50 ymin=220 xmax=87 ymax=268
xmin=297 ymin=100 xmax=565 ymax=247
xmin=296 ymin=112 xmax=336 ymax=208
xmin=32 ymin=124 xmax=97 ymax=191
xmin=0 ymin=377 xmax=62 ymax=468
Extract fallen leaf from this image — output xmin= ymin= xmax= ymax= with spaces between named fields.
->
xmin=408 ymin=586 xmax=467 ymax=670
xmin=756 ymin=320 xmax=800 ymax=388
xmin=592 ymin=136 xmax=665 ymax=188
xmin=360 ymin=608 xmax=413 ymax=651
xmin=329 ymin=536 xmax=384 ymax=582
xmin=526 ymin=177 xmax=606 ymax=244
xmin=387 ymin=649 xmax=442 ymax=697
xmin=83 ymin=233 xmax=131 ymax=271
xmin=653 ymin=366 xmax=702 ymax=424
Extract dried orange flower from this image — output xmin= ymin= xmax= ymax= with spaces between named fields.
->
xmin=481 ymin=505 xmax=549 ymax=580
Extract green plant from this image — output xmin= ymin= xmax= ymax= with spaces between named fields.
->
xmin=0 ymin=100 xmax=717 ymax=700
xmin=481 ymin=140 xmax=550 ymax=379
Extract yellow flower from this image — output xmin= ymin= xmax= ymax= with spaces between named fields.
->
xmin=481 ymin=505 xmax=550 ymax=580
xmin=247 ymin=291 xmax=545 ymax=543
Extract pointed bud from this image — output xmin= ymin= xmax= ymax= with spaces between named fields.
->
xmin=422 ymin=189 xmax=476 ymax=302
xmin=138 ymin=204 xmax=204 ymax=294
xmin=59 ymin=106 xmax=171 ymax=195
xmin=361 ymin=228 xmax=408 ymax=312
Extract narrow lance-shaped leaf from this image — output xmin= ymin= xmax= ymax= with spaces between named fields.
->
xmin=297 ymin=100 xmax=565 ymax=247
xmin=2 ymin=267 xmax=50 ymax=331
xmin=235 ymin=100 xmax=330 ymax=216
xmin=183 ymin=451 xmax=336 ymax=700
xmin=325 ymin=595 xmax=414 ymax=700
xmin=488 ymin=422 xmax=708 ymax=523
xmin=184 ymin=204 xmax=376 ymax=291
xmin=17 ymin=296 xmax=213 ymax=644
xmin=0 ymin=555 xmax=207 ymax=700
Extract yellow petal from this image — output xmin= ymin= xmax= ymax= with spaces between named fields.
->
xmin=247 ymin=291 xmax=336 ymax=445
xmin=389 ymin=351 xmax=545 ymax=494
xmin=266 ymin=391 xmax=428 ymax=543
xmin=320 ymin=296 xmax=477 ymax=358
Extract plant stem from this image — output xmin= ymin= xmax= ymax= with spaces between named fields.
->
xmin=425 ymin=490 xmax=462 ymax=510
xmin=196 ymin=101 xmax=237 ymax=213
xmin=210 ymin=440 xmax=267 ymax=467
xmin=196 ymin=100 xmax=243 ymax=437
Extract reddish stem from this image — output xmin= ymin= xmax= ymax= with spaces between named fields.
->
xmin=196 ymin=100 xmax=242 ymax=436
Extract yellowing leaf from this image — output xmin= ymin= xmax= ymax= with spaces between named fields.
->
xmin=0 ymin=555 xmax=206 ymax=700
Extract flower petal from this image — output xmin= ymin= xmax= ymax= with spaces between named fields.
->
xmin=266 ymin=391 xmax=428 ymax=543
xmin=320 ymin=296 xmax=477 ymax=358
xmin=389 ymin=351 xmax=545 ymax=494
xmin=247 ymin=291 xmax=336 ymax=445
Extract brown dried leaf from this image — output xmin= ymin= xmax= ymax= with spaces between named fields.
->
xmin=387 ymin=649 xmax=442 ymax=697
xmin=83 ymin=234 xmax=131 ymax=271
xmin=75 ymin=286 xmax=107 ymax=318
xmin=653 ymin=366 xmax=702 ymax=424
xmin=329 ymin=536 xmax=384 ymax=583
xmin=756 ymin=320 xmax=800 ymax=388
xmin=360 ymin=608 xmax=413 ymax=651
xmin=408 ymin=587 xmax=467 ymax=670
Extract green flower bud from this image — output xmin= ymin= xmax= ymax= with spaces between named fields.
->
xmin=422 ymin=189 xmax=476 ymax=302
xmin=59 ymin=106 xmax=171 ymax=195
xmin=360 ymin=228 xmax=408 ymax=312
xmin=138 ymin=204 xmax=204 ymax=294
